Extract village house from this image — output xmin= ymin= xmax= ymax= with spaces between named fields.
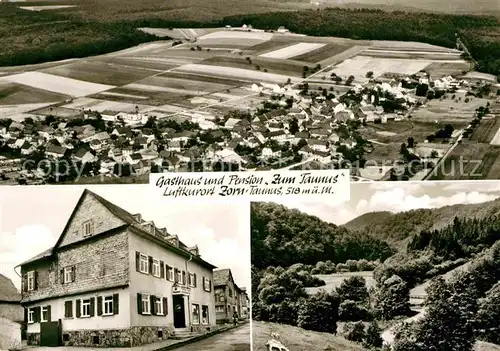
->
xmin=73 ymin=149 xmax=96 ymax=164
xmin=307 ymin=139 xmax=330 ymax=153
xmin=45 ymin=145 xmax=69 ymax=159
xmin=20 ymin=142 xmax=37 ymax=155
xmin=213 ymin=269 xmax=244 ymax=324
xmin=237 ymin=287 xmax=249 ymax=320
xmin=18 ymin=189 xmax=217 ymax=347
xmin=0 ymin=274 xmax=23 ymax=350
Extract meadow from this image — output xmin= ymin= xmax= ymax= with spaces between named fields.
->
xmin=252 ymin=321 xmax=366 ymax=351
xmin=304 ymin=271 xmax=376 ymax=295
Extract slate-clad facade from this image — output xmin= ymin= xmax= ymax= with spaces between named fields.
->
xmin=18 ymin=189 xmax=216 ymax=347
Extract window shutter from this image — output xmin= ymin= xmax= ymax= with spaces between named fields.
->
xmin=89 ymin=297 xmax=95 ymax=317
xmin=160 ymin=261 xmax=165 ymax=279
xmin=137 ymin=293 xmax=142 ymax=314
xmin=182 ymin=271 xmax=186 ymax=285
xmin=113 ymin=294 xmax=119 ymax=315
xmin=35 ymin=307 xmax=41 ymax=322
xmin=76 ymin=300 xmax=81 ymax=318
xmin=34 ymin=271 xmax=38 ymax=290
xmin=165 ymin=265 xmax=170 ymax=280
xmin=174 ymin=269 xmax=179 ymax=283
xmin=64 ymin=301 xmax=71 ymax=318
xmin=47 ymin=306 xmax=51 ymax=322
xmin=194 ymin=273 xmax=197 ymax=287
xmin=97 ymin=296 xmax=103 ymax=316
xmin=202 ymin=277 xmax=205 ymax=289
xmin=135 ymin=252 xmax=140 ymax=272
xmin=71 ymin=266 xmax=76 ymax=282
xmin=209 ymin=280 xmax=212 ymax=292
xmin=151 ymin=295 xmax=156 ymax=315
xmin=60 ymin=269 xmax=65 ymax=284
xmin=24 ymin=308 xmax=27 ymax=323
xmin=163 ymin=297 xmax=168 ymax=315
xmin=148 ymin=256 xmax=153 ymax=274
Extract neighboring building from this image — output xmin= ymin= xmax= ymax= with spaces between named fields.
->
xmin=238 ymin=287 xmax=250 ymax=320
xmin=213 ymin=269 xmax=244 ymax=324
xmin=0 ymin=274 xmax=23 ymax=350
xmin=18 ymin=189 xmax=216 ymax=347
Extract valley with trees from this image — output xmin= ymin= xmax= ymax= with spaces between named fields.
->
xmin=251 ymin=196 xmax=500 ymax=350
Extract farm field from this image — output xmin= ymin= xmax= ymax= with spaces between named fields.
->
xmin=199 ymin=56 xmax=305 ymax=78
xmin=424 ymin=61 xmax=473 ymax=78
xmin=20 ymin=5 xmax=76 ymax=11
xmin=361 ymin=120 xmax=464 ymax=164
xmin=410 ymin=93 xmax=488 ymax=124
xmin=252 ymin=321 xmax=367 ymax=351
xmin=41 ymin=60 xmax=158 ymax=86
xmin=429 ymin=143 xmax=500 ymax=180
xmin=0 ymin=82 xmax=69 ymax=105
xmin=470 ymin=116 xmax=500 ymax=144
xmin=0 ymin=71 xmax=114 ymax=97
xmin=293 ymin=43 xmax=356 ymax=63
xmin=138 ymin=27 xmax=221 ymax=40
xmin=330 ymin=56 xmax=433 ymax=82
xmin=260 ymin=42 xmax=326 ymax=59
xmin=172 ymin=63 xmax=297 ymax=84
xmin=197 ymin=30 xmax=273 ymax=47
xmin=305 ymin=272 xmax=376 ymax=295
xmin=0 ymin=25 xmax=486 ymax=130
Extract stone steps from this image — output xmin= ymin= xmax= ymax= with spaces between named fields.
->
xmin=171 ymin=330 xmax=202 ymax=340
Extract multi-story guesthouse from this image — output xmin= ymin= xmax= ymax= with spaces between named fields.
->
xmin=17 ymin=189 xmax=217 ymax=347
xmin=213 ymin=269 xmax=248 ymax=324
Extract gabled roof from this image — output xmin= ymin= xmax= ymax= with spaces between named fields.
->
xmin=213 ymin=268 xmax=233 ymax=287
xmin=18 ymin=190 xmax=216 ymax=270
xmin=0 ymin=274 xmax=21 ymax=302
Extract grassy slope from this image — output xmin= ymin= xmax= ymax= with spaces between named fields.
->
xmin=252 ymin=321 xmax=368 ymax=351
xmin=342 ymin=198 xmax=500 ymax=245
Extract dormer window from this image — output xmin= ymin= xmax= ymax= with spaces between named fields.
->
xmin=83 ymin=220 xmax=94 ymax=237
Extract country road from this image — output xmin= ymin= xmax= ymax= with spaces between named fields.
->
xmin=175 ymin=323 xmax=251 ymax=351
xmin=423 ymin=130 xmax=463 ymax=180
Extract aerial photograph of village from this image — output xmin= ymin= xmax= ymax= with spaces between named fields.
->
xmin=0 ymin=0 xmax=499 ymax=185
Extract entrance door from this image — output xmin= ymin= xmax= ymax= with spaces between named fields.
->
xmin=173 ymin=295 xmax=186 ymax=328
xmin=40 ymin=321 xmax=61 ymax=347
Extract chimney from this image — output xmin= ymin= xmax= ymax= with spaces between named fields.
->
xmin=132 ymin=213 xmax=142 ymax=223
xmin=166 ymin=235 xmax=179 ymax=248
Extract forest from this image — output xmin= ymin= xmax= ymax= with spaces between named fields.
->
xmin=251 ymin=202 xmax=500 ymax=350
xmin=250 ymin=202 xmax=393 ymax=270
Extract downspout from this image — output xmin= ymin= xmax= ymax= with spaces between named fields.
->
xmin=186 ymin=254 xmax=193 ymax=330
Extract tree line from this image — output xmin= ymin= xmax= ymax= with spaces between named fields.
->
xmin=251 ymin=202 xmax=393 ymax=270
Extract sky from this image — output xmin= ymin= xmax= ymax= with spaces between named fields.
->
xmin=277 ymin=180 xmax=500 ymax=225
xmin=0 ymin=185 xmax=250 ymax=293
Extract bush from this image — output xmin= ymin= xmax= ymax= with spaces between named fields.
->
xmin=363 ymin=321 xmax=383 ymax=348
xmin=297 ymin=291 xmax=339 ymax=333
xmin=339 ymin=300 xmax=371 ymax=321
xmin=374 ymin=275 xmax=411 ymax=320
xmin=343 ymin=321 xmax=366 ymax=342
xmin=337 ymin=276 xmax=369 ymax=304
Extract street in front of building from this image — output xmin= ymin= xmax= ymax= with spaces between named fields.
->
xmin=173 ymin=322 xmax=250 ymax=351
xmin=20 ymin=323 xmax=250 ymax=351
